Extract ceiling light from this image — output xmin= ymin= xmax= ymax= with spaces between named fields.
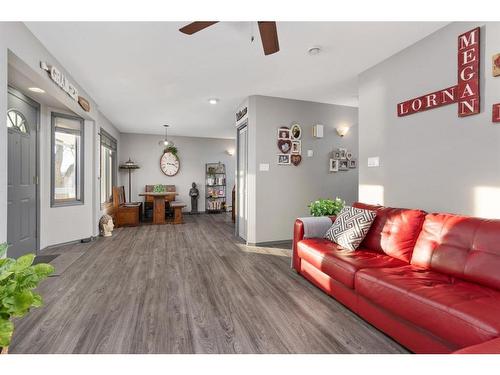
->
xmin=28 ymin=87 xmax=45 ymax=93
xmin=158 ymin=124 xmax=175 ymax=148
xmin=308 ymin=46 xmax=321 ymax=56
xmin=208 ymin=98 xmax=219 ymax=105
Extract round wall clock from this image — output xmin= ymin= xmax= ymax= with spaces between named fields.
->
xmin=160 ymin=151 xmax=180 ymax=176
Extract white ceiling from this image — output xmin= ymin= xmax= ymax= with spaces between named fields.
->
xmin=25 ymin=22 xmax=447 ymax=139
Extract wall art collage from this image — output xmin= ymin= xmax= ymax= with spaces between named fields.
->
xmin=329 ymin=148 xmax=356 ymax=173
xmin=277 ymin=123 xmax=302 ymax=166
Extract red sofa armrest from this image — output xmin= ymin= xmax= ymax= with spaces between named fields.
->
xmin=292 ymin=216 xmax=335 ymax=271
xmin=454 ymin=338 xmax=500 ymax=354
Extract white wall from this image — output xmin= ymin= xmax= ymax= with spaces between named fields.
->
xmin=246 ymin=95 xmax=358 ymax=244
xmin=119 ymin=133 xmax=235 ymax=212
xmin=0 ymin=22 xmax=121 ymax=249
xmin=358 ymin=22 xmax=500 ymax=217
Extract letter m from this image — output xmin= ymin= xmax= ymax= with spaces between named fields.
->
xmin=459 ymin=28 xmax=479 ymax=50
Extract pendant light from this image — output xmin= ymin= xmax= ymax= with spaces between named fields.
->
xmin=158 ymin=124 xmax=175 ymax=148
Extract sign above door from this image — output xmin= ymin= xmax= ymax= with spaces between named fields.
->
xmin=397 ymin=27 xmax=480 ymax=118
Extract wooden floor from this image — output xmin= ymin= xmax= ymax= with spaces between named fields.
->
xmin=10 ymin=214 xmax=408 ymax=354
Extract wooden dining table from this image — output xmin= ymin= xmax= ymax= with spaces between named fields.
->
xmin=138 ymin=191 xmax=178 ymax=225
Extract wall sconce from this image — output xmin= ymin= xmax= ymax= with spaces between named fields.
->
xmin=336 ymin=125 xmax=350 ymax=137
xmin=226 ymin=149 xmax=235 ymax=156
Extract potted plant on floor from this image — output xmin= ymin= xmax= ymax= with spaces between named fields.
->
xmin=308 ymin=197 xmax=345 ymax=217
xmin=0 ymin=243 xmax=54 ymax=354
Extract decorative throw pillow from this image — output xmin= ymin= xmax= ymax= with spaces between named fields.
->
xmin=324 ymin=206 xmax=377 ymax=251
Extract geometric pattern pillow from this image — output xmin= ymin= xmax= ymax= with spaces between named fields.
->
xmin=324 ymin=206 xmax=377 ymax=251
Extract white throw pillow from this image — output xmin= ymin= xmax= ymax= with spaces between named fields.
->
xmin=324 ymin=206 xmax=377 ymax=251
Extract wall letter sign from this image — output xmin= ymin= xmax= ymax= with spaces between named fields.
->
xmin=397 ymin=27 xmax=480 ymax=118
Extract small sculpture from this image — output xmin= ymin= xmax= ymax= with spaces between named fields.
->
xmin=99 ymin=214 xmax=115 ymax=237
xmin=189 ymin=182 xmax=199 ymax=214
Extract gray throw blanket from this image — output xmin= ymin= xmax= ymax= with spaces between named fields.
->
xmin=298 ymin=216 xmax=333 ymax=239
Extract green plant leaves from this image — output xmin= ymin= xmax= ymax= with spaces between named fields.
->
xmin=309 ymin=197 xmax=345 ymax=217
xmin=0 ymin=318 xmax=14 ymax=348
xmin=0 ymin=245 xmax=54 ymax=347
xmin=0 ymin=243 xmax=7 ymax=258
xmin=12 ymin=254 xmax=35 ymax=272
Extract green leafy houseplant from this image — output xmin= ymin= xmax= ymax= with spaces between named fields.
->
xmin=153 ymin=184 xmax=166 ymax=193
xmin=164 ymin=145 xmax=178 ymax=156
xmin=0 ymin=243 xmax=54 ymax=352
xmin=309 ymin=197 xmax=345 ymax=217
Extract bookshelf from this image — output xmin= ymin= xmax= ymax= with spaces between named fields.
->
xmin=205 ymin=162 xmax=226 ymax=213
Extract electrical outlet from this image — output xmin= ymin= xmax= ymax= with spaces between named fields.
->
xmin=368 ymin=157 xmax=380 ymax=167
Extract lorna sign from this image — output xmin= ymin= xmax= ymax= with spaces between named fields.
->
xmin=397 ymin=28 xmax=480 ymax=118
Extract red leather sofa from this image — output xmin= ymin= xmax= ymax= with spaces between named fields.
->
xmin=292 ymin=202 xmax=500 ymax=354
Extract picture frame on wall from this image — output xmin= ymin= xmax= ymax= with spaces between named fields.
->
xmin=339 ymin=148 xmax=347 ymax=159
xmin=346 ymin=151 xmax=353 ymax=160
xmin=278 ymin=127 xmax=290 ymax=139
xmin=291 ymin=141 xmax=301 ymax=154
xmin=493 ymin=53 xmax=500 ymax=77
xmin=290 ymin=123 xmax=302 ymax=140
xmin=333 ymin=150 xmax=341 ymax=159
xmin=329 ymin=159 xmax=339 ymax=172
xmin=339 ymin=160 xmax=349 ymax=171
xmin=277 ymin=154 xmax=291 ymax=165
xmin=349 ymin=159 xmax=357 ymax=169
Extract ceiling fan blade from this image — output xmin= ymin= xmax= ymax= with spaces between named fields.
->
xmin=179 ymin=21 xmax=219 ymax=35
xmin=258 ymin=21 xmax=280 ymax=55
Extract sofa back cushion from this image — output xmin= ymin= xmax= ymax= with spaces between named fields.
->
xmin=352 ymin=202 xmax=426 ymax=263
xmin=411 ymin=213 xmax=500 ymax=291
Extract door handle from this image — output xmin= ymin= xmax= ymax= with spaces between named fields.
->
xmin=33 ymin=176 xmax=39 ymax=185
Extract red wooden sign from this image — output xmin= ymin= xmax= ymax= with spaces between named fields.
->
xmin=493 ymin=104 xmax=500 ymax=123
xmin=397 ymin=27 xmax=480 ymax=117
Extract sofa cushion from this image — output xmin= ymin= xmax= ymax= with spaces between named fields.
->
xmin=352 ymin=202 xmax=426 ymax=263
xmin=324 ymin=206 xmax=377 ymax=251
xmin=356 ymin=266 xmax=500 ymax=348
xmin=297 ymin=238 xmax=406 ymax=289
xmin=411 ymin=213 xmax=500 ymax=291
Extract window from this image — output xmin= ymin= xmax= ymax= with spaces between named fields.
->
xmin=7 ymin=109 xmax=29 ymax=134
xmin=51 ymin=112 xmax=84 ymax=206
xmin=100 ymin=129 xmax=117 ymax=206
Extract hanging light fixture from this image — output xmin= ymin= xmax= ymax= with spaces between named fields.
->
xmin=158 ymin=124 xmax=175 ymax=148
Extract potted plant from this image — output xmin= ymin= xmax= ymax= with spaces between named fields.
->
xmin=0 ymin=243 xmax=54 ymax=354
xmin=308 ymin=197 xmax=345 ymax=217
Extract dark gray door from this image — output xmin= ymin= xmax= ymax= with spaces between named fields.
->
xmin=7 ymin=88 xmax=38 ymax=258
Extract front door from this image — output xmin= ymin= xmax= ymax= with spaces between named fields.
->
xmin=7 ymin=87 xmax=39 ymax=258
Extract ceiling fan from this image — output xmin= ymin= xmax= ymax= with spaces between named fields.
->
xmin=179 ymin=21 xmax=280 ymax=56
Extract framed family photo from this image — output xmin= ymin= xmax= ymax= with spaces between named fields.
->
xmin=278 ymin=154 xmax=291 ymax=165
xmin=329 ymin=158 xmax=339 ymax=172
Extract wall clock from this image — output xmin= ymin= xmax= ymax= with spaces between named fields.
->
xmin=160 ymin=151 xmax=180 ymax=176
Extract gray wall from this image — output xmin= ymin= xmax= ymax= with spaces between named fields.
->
xmin=120 ymin=133 xmax=235 ymax=212
xmin=247 ymin=95 xmax=358 ymax=243
xmin=358 ymin=22 xmax=500 ymax=218
xmin=1 ymin=22 xmax=121 ymax=249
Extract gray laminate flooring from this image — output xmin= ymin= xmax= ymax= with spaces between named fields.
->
xmin=9 ymin=213 xmax=408 ymax=354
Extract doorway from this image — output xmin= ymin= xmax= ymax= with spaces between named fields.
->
xmin=236 ymin=124 xmax=248 ymax=241
xmin=7 ymin=86 xmax=39 ymax=258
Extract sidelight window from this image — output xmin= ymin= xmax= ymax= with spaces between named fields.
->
xmin=51 ymin=112 xmax=84 ymax=206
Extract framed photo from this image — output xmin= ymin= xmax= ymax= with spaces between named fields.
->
xmin=277 ymin=154 xmax=291 ymax=165
xmin=493 ymin=53 xmax=500 ymax=77
xmin=329 ymin=159 xmax=339 ymax=172
xmin=346 ymin=151 xmax=353 ymax=160
xmin=348 ymin=159 xmax=357 ymax=169
xmin=291 ymin=141 xmax=301 ymax=154
xmin=339 ymin=160 xmax=349 ymax=171
xmin=333 ymin=150 xmax=341 ymax=159
xmin=290 ymin=123 xmax=302 ymax=140
xmin=278 ymin=127 xmax=290 ymax=139
xmin=339 ymin=148 xmax=347 ymax=160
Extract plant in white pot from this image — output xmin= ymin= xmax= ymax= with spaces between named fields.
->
xmin=0 ymin=243 xmax=54 ymax=354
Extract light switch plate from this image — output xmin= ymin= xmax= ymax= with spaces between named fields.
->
xmin=259 ymin=163 xmax=270 ymax=171
xmin=307 ymin=150 xmax=314 ymax=157
xmin=368 ymin=157 xmax=380 ymax=167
